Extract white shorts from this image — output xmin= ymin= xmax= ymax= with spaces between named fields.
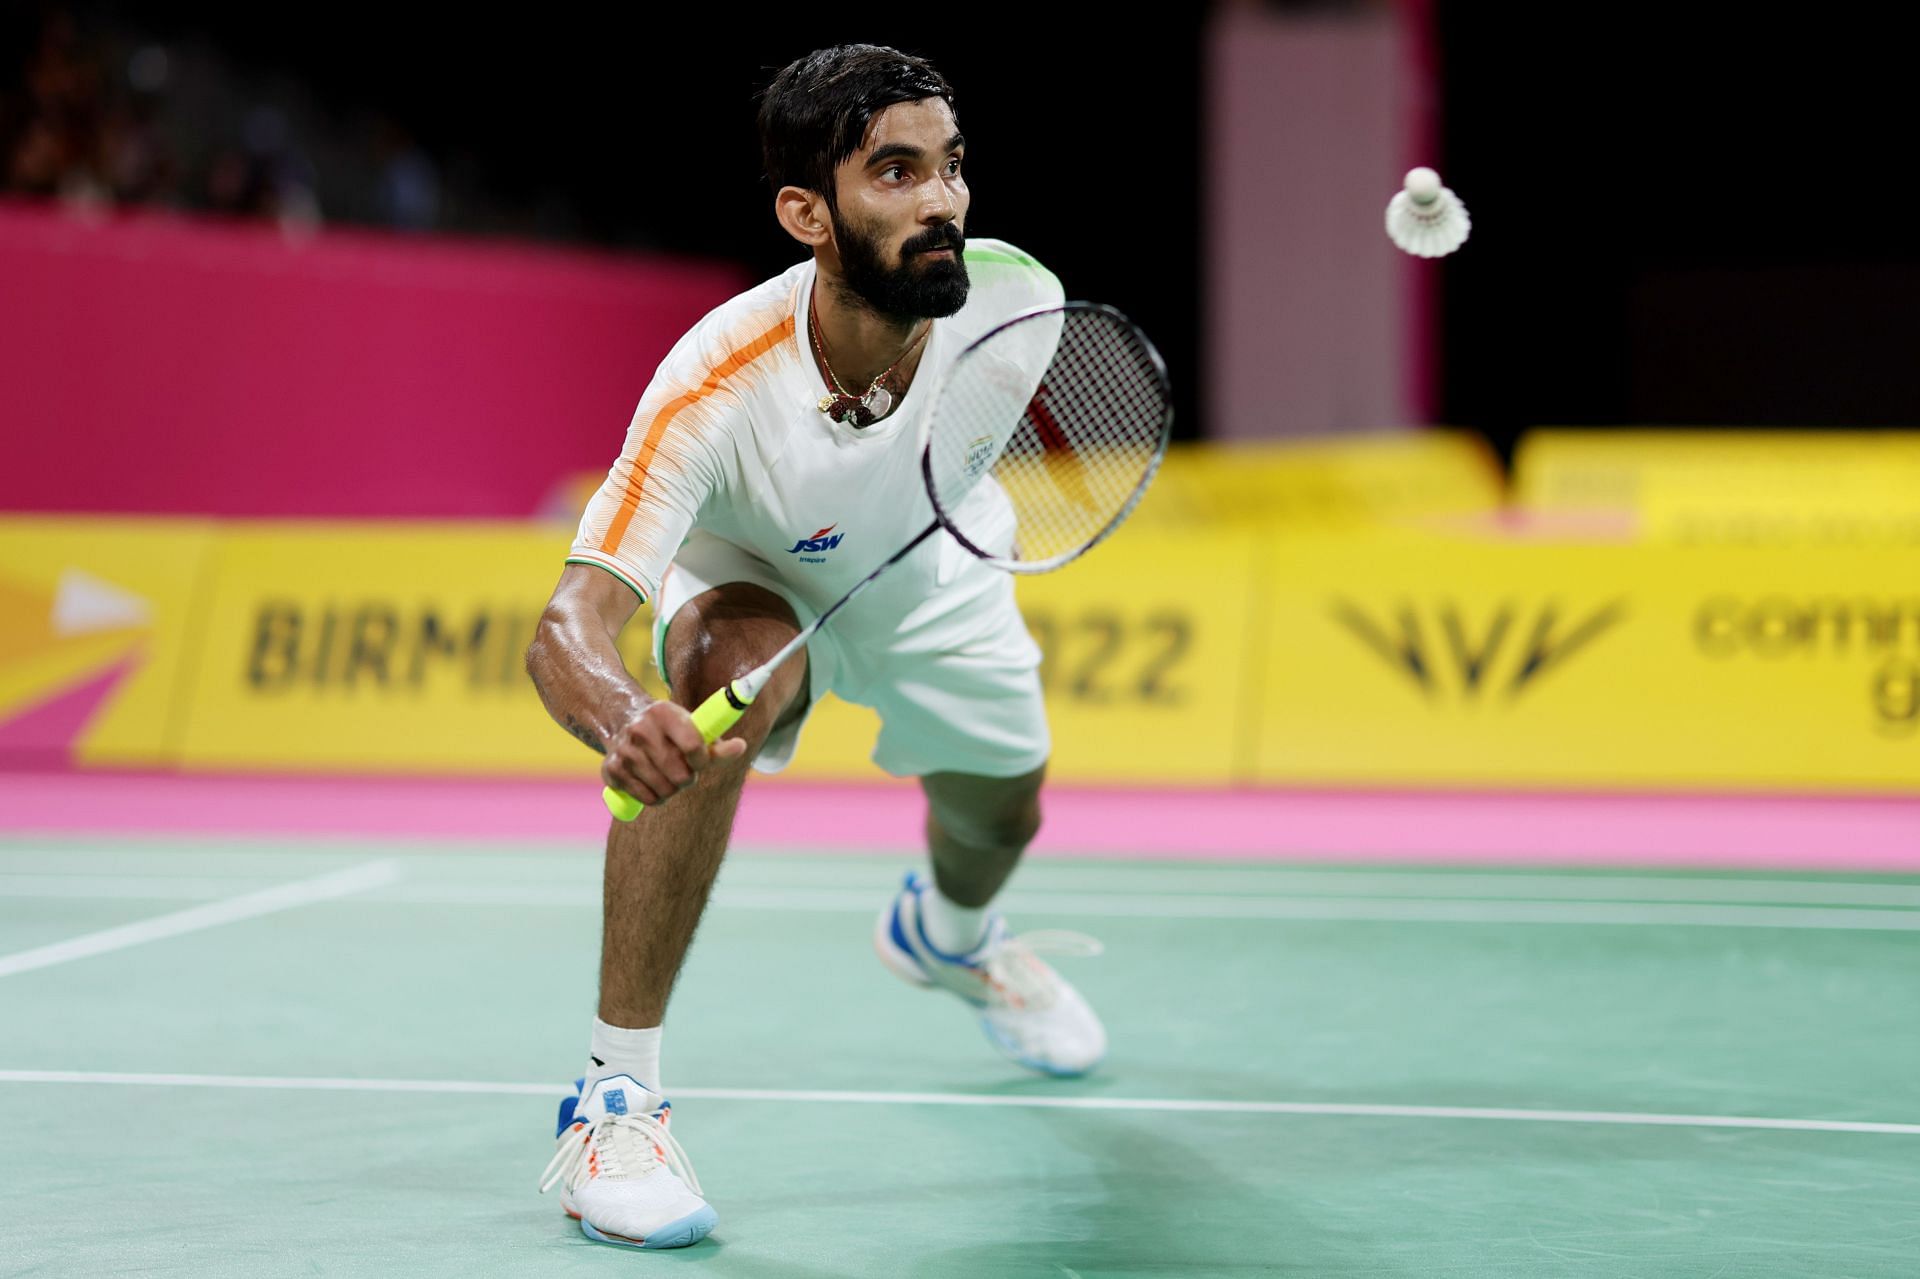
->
xmin=651 ymin=532 xmax=1050 ymax=779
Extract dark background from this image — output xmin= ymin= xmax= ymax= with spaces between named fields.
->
xmin=7 ymin=3 xmax=1914 ymax=461
xmin=1435 ymin=9 xmax=1917 ymax=455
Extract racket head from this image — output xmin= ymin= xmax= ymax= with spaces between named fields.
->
xmin=920 ymin=301 xmax=1173 ymax=574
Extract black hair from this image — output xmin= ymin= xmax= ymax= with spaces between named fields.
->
xmin=757 ymin=44 xmax=955 ymax=212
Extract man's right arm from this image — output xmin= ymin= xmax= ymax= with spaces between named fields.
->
xmin=524 ymin=564 xmax=744 ymax=809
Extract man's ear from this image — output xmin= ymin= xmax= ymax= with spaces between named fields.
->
xmin=774 ymin=186 xmax=832 ymax=248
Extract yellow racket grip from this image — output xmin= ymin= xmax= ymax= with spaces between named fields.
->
xmin=602 ymin=680 xmax=755 ymax=821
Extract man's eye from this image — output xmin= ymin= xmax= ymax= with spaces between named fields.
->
xmin=883 ymin=165 xmax=906 ymax=181
xmin=945 ymin=158 xmax=962 ymax=175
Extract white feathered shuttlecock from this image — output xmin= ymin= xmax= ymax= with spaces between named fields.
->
xmin=1385 ymin=166 xmax=1470 ymax=257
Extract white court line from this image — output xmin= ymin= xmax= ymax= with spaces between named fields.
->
xmin=386 ymin=886 xmax=1920 ymax=931
xmin=7 ymin=877 xmax=1920 ymax=930
xmin=719 ymin=868 xmax=1920 ymax=909
xmin=0 ymin=861 xmax=399 ymax=978
xmin=0 ymin=875 xmax=288 ymax=901
xmin=360 ymin=874 xmax=1920 ymax=912
xmin=1 ymin=1069 xmax=1914 ymax=1137
xmin=706 ymin=890 xmax=1920 ymax=932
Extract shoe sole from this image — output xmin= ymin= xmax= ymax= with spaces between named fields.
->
xmin=576 ymin=1204 xmax=718 ymax=1250
xmin=978 ymin=1014 xmax=1104 ymax=1078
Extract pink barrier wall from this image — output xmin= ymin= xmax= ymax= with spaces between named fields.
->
xmin=0 ymin=202 xmax=748 ymax=517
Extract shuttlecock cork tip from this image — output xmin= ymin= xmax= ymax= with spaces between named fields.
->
xmin=1404 ymin=166 xmax=1443 ymax=204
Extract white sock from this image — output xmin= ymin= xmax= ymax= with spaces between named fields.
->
xmin=586 ymin=1018 xmax=663 ymax=1095
xmin=919 ymin=881 xmax=990 ymax=955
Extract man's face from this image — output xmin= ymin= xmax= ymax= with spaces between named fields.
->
xmin=830 ymin=97 xmax=970 ymax=320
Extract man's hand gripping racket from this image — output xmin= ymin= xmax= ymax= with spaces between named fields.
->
xmin=604 ymin=302 xmax=1173 ymax=820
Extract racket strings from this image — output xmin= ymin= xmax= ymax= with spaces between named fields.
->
xmin=928 ymin=307 xmax=1169 ymax=569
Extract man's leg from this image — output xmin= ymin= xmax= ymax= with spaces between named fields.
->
xmin=546 ymin=583 xmax=806 ymax=1252
xmin=596 ymin=582 xmax=808 ymax=1036
xmin=917 ymin=765 xmax=1045 ymax=953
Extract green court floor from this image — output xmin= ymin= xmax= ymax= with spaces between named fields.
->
xmin=3 ymin=838 xmax=1919 ymax=1276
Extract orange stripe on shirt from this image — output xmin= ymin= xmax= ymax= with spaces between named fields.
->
xmin=598 ymin=313 xmax=796 ymax=554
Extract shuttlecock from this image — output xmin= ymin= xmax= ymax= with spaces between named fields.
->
xmin=1386 ymin=166 xmax=1470 ymax=257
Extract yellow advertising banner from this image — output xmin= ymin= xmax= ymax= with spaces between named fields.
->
xmin=1514 ymin=430 xmax=1920 ymax=546
xmin=15 ymin=507 xmax=1915 ymax=791
xmin=1081 ymin=432 xmax=1503 ymax=528
xmin=169 ymin=520 xmax=1255 ymax=784
xmin=1638 ymin=472 xmax=1920 ymax=547
xmin=1018 ymin=522 xmax=1257 ymax=782
xmin=1254 ymin=525 xmax=1920 ymax=790
xmin=0 ymin=517 xmax=217 ymax=767
xmin=174 ymin=523 xmax=667 ymax=775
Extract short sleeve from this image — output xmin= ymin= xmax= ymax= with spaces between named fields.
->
xmin=566 ymin=381 xmax=739 ymax=603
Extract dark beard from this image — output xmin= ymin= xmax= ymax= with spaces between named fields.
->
xmin=833 ymin=213 xmax=970 ymax=320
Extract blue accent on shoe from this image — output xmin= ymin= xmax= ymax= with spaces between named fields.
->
xmin=886 ymin=887 xmax=921 ymax=969
xmin=578 ymin=1204 xmax=718 ymax=1250
xmin=904 ymin=872 xmax=993 ymax=967
xmin=603 ymin=1087 xmax=628 ymax=1116
xmin=555 ymin=1077 xmax=587 ymax=1137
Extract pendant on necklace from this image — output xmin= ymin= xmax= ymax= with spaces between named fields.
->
xmin=818 ymin=394 xmax=837 ymax=414
xmin=864 ymin=385 xmax=893 ymax=420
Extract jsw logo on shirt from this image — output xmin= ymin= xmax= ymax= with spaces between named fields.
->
xmin=786 ymin=525 xmax=845 ymax=562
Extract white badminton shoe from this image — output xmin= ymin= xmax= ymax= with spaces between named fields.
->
xmin=875 ymin=870 xmax=1107 ymax=1076
xmin=539 ymin=1074 xmax=716 ymax=1250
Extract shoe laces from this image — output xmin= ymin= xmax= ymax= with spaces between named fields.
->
xmin=539 ymin=1107 xmax=703 ymax=1198
xmin=978 ymin=929 xmax=1103 ymax=1011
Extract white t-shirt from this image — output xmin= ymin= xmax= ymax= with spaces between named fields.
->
xmin=567 ymin=239 xmax=1064 ymax=639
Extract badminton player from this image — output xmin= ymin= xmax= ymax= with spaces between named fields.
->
xmin=525 ymin=43 xmax=1105 ymax=1250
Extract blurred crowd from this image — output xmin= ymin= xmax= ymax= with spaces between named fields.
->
xmin=1 ymin=8 xmax=438 ymax=233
